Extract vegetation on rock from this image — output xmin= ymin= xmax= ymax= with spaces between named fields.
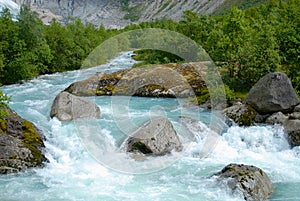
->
xmin=216 ymin=163 xmax=273 ymax=201
xmin=0 ymin=108 xmax=46 ymax=173
xmin=0 ymin=91 xmax=10 ymax=122
xmin=65 ymin=62 xmax=207 ymax=99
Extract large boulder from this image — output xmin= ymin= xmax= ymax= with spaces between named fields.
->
xmin=283 ymin=120 xmax=300 ymax=147
xmin=125 ymin=117 xmax=182 ymax=156
xmin=0 ymin=108 xmax=46 ymax=174
xmin=50 ymin=91 xmax=100 ymax=121
xmin=216 ymin=163 xmax=273 ymax=201
xmin=245 ymin=72 xmax=299 ymax=114
xmin=65 ymin=62 xmax=207 ymax=98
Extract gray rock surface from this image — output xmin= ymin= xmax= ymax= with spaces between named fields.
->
xmin=294 ymin=104 xmax=300 ymax=112
xmin=50 ymin=91 xmax=100 ymax=121
xmin=216 ymin=163 xmax=273 ymax=201
xmin=289 ymin=112 xmax=300 ymax=120
xmin=265 ymin=112 xmax=288 ymax=124
xmin=283 ymin=120 xmax=300 ymax=147
xmin=245 ymin=72 xmax=299 ymax=114
xmin=0 ymin=108 xmax=46 ymax=174
xmin=125 ymin=117 xmax=182 ymax=156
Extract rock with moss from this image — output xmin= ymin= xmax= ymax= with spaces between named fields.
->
xmin=223 ymin=102 xmax=259 ymax=126
xmin=65 ymin=62 xmax=207 ymax=98
xmin=65 ymin=70 xmax=128 ymax=96
xmin=245 ymin=72 xmax=299 ymax=114
xmin=50 ymin=91 xmax=100 ymax=121
xmin=125 ymin=117 xmax=182 ymax=156
xmin=216 ymin=163 xmax=273 ymax=201
xmin=0 ymin=108 xmax=46 ymax=174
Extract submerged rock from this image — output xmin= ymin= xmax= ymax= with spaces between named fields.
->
xmin=125 ymin=117 xmax=182 ymax=156
xmin=216 ymin=163 xmax=273 ymax=201
xmin=65 ymin=62 xmax=207 ymax=98
xmin=0 ymin=108 xmax=46 ymax=174
xmin=50 ymin=91 xmax=100 ymax=121
xmin=245 ymin=72 xmax=299 ymax=114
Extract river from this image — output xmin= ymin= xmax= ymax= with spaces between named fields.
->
xmin=1 ymin=52 xmax=300 ymax=201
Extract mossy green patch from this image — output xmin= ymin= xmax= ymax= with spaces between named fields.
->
xmin=0 ymin=120 xmax=6 ymax=133
xmin=9 ymin=154 xmax=17 ymax=159
xmin=123 ymin=4 xmax=142 ymax=21
xmin=237 ymin=105 xmax=257 ymax=126
xmin=213 ymin=0 xmax=268 ymax=15
xmin=224 ymin=103 xmax=258 ymax=126
xmin=22 ymin=120 xmax=45 ymax=164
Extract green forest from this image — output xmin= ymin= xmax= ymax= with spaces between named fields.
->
xmin=0 ymin=0 xmax=300 ymax=111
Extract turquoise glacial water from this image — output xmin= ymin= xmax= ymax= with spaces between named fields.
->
xmin=1 ymin=52 xmax=300 ymax=201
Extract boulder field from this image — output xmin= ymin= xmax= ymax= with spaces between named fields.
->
xmin=47 ymin=67 xmax=281 ymax=200
xmin=224 ymin=72 xmax=300 ymax=147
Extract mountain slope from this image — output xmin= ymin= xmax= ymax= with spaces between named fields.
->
xmin=8 ymin=0 xmax=269 ymax=28
xmin=11 ymin=0 xmax=226 ymax=28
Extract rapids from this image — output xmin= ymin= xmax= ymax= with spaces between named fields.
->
xmin=1 ymin=52 xmax=300 ymax=201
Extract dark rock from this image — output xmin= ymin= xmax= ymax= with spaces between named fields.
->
xmin=0 ymin=108 xmax=46 ymax=174
xmin=265 ymin=112 xmax=288 ymax=124
xmin=50 ymin=91 xmax=100 ymax=121
xmin=125 ymin=117 xmax=182 ymax=156
xmin=245 ymin=72 xmax=299 ymax=114
xmin=216 ymin=163 xmax=273 ymax=201
xmin=283 ymin=120 xmax=300 ymax=147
